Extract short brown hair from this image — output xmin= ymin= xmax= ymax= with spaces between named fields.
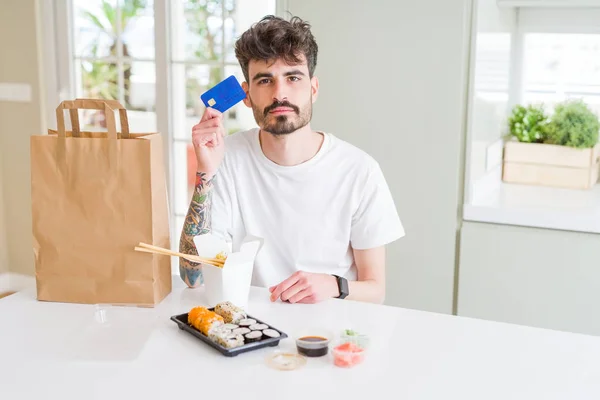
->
xmin=234 ymin=15 xmax=318 ymax=83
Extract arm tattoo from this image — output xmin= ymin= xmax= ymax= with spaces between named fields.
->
xmin=179 ymin=172 xmax=214 ymax=277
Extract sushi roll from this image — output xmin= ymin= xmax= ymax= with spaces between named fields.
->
xmin=198 ymin=314 xmax=224 ymax=336
xmin=238 ymin=318 xmax=256 ymax=327
xmin=232 ymin=327 xmax=251 ymax=335
xmin=188 ymin=306 xmax=224 ymax=336
xmin=208 ymin=325 xmax=232 ymax=341
xmin=215 ymin=333 xmax=245 ymax=349
xmin=188 ymin=306 xmax=210 ymax=325
xmin=222 ymin=323 xmax=239 ymax=330
xmin=244 ymin=331 xmax=263 ymax=343
xmin=249 ymin=323 xmax=268 ymax=331
xmin=263 ymin=329 xmax=281 ymax=339
xmin=214 ymin=301 xmax=247 ymax=324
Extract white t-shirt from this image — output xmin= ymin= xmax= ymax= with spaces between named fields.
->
xmin=211 ymin=128 xmax=405 ymax=288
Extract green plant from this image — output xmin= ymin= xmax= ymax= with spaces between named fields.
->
xmin=544 ymin=99 xmax=600 ymax=148
xmin=81 ymin=0 xmax=147 ymax=107
xmin=183 ymin=0 xmax=236 ymax=89
xmin=81 ymin=60 xmax=119 ymax=100
xmin=508 ymin=103 xmax=549 ymax=143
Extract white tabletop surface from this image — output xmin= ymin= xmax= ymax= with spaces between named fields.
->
xmin=1 ymin=276 xmax=600 ymax=399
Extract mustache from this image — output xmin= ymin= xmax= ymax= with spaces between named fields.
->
xmin=264 ymin=101 xmax=299 ymax=116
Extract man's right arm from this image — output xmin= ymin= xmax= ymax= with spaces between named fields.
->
xmin=178 ymin=172 xmax=214 ymax=269
xmin=178 ymin=107 xmax=225 ymax=284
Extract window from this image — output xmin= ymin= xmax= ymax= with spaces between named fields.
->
xmin=462 ymin=3 xmax=600 ymax=233
xmin=53 ymin=0 xmax=277 ymax=272
xmin=467 ymin=31 xmax=512 ymax=187
xmin=522 ymin=33 xmax=600 ymax=116
xmin=72 ymin=0 xmax=157 ymax=131
xmin=169 ymin=0 xmax=276 ymax=245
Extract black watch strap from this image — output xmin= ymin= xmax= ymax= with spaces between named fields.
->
xmin=333 ymin=275 xmax=349 ymax=299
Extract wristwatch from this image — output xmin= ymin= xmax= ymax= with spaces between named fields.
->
xmin=333 ymin=275 xmax=349 ymax=299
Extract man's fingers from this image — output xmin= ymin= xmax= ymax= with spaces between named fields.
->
xmin=270 ymin=274 xmax=301 ymax=302
xmin=192 ymin=128 xmax=220 ymax=145
xmin=192 ymin=132 xmax=212 ymax=146
xmin=192 ymin=118 xmax=221 ymax=132
xmin=192 ymin=130 xmax=221 ymax=147
xmin=280 ymin=282 xmax=307 ymax=303
xmin=287 ymin=288 xmax=311 ymax=304
xmin=200 ymin=107 xmax=223 ymax=123
xmin=192 ymin=127 xmax=219 ymax=138
xmin=193 ymin=123 xmax=225 ymax=140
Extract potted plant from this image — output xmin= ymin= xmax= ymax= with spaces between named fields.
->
xmin=502 ymin=100 xmax=600 ymax=190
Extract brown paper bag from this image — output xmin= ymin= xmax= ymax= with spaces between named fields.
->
xmin=30 ymin=99 xmax=172 ymax=306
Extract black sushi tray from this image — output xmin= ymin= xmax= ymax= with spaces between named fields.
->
xmin=170 ymin=308 xmax=289 ymax=357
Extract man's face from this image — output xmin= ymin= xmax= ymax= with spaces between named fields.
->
xmin=242 ymin=56 xmax=319 ymax=136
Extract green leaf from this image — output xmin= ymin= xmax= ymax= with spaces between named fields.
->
xmin=544 ymin=99 xmax=599 ymax=148
xmin=508 ymin=103 xmax=549 ymax=144
xmin=101 ymin=0 xmax=117 ymax=36
xmin=81 ymin=11 xmax=108 ymax=33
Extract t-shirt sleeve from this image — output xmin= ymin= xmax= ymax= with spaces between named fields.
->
xmin=350 ymin=161 xmax=405 ymax=250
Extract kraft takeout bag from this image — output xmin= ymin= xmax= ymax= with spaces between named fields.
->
xmin=30 ymin=98 xmax=172 ymax=306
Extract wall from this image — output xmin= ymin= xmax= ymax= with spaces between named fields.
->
xmin=457 ymin=221 xmax=600 ymax=336
xmin=0 ymin=148 xmax=8 ymax=274
xmin=0 ymin=0 xmax=46 ymax=276
xmin=285 ymin=0 xmax=473 ymax=313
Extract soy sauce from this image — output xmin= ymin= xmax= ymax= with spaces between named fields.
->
xmin=296 ymin=336 xmax=329 ymax=357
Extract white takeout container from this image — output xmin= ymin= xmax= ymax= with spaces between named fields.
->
xmin=193 ymin=233 xmax=263 ymax=310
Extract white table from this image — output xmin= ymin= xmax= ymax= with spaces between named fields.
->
xmin=1 ymin=276 xmax=600 ymax=400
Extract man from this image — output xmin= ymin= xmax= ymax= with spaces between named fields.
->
xmin=179 ymin=15 xmax=404 ymax=304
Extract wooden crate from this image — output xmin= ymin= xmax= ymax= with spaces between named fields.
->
xmin=502 ymin=141 xmax=600 ymax=190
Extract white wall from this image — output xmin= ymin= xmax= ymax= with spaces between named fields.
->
xmin=285 ymin=0 xmax=473 ymax=313
xmin=457 ymin=221 xmax=600 ymax=336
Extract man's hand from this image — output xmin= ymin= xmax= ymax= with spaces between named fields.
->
xmin=192 ymin=107 xmax=226 ymax=178
xmin=269 ymin=271 xmax=340 ymax=304
xmin=268 ymin=247 xmax=387 ymax=305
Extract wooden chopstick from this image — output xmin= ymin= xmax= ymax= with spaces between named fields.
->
xmin=134 ymin=246 xmax=224 ymax=268
xmin=137 ymin=242 xmax=224 ymax=263
xmin=135 ymin=242 xmax=225 ymax=267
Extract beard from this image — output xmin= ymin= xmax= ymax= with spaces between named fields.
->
xmin=249 ymin=96 xmax=312 ymax=136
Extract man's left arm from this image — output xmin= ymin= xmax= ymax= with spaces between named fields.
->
xmin=346 ymin=245 xmax=386 ymax=303
xmin=268 ymin=246 xmax=386 ymax=304
xmin=270 ymin=161 xmax=402 ymax=304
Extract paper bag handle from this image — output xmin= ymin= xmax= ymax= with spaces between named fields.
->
xmin=56 ymin=98 xmax=130 ymax=139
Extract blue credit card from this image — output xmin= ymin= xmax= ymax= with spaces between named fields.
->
xmin=200 ymin=75 xmax=247 ymax=113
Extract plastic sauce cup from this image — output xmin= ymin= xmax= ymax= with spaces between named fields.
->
xmin=294 ymin=330 xmax=333 ymax=357
xmin=332 ymin=341 xmax=366 ymax=368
